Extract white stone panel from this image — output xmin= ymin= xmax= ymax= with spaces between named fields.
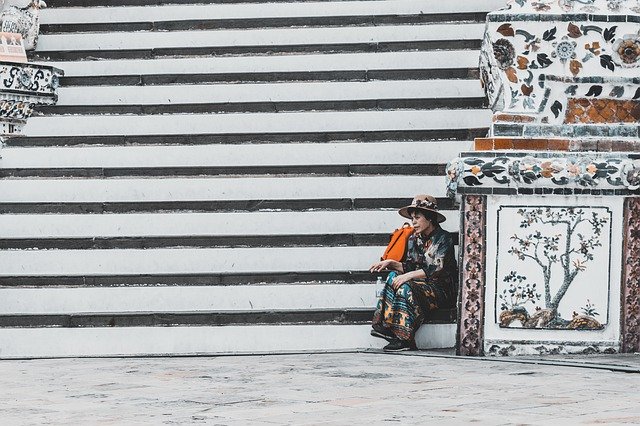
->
xmin=0 ymin=141 xmax=475 ymax=168
xmin=0 ymin=175 xmax=446 ymax=202
xmin=483 ymin=195 xmax=623 ymax=350
xmin=43 ymin=51 xmax=481 ymax=76
xmin=36 ymin=24 xmax=485 ymax=51
xmin=0 ymin=324 xmax=456 ymax=358
xmin=41 ymin=0 xmax=506 ymax=24
xmin=23 ymin=110 xmax=492 ymax=136
xmin=0 ymin=210 xmax=460 ymax=238
xmin=0 ymin=284 xmax=377 ymax=314
xmin=56 ymin=80 xmax=484 ymax=106
xmin=0 ymin=246 xmax=382 ymax=275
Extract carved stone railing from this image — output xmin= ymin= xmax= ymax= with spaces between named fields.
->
xmin=0 ymin=60 xmax=61 ymax=138
xmin=0 ymin=2 xmax=62 ymax=152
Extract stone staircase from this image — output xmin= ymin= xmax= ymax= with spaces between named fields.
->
xmin=0 ymin=0 xmax=500 ymax=358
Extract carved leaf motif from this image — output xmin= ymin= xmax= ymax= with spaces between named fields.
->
xmin=543 ymin=27 xmax=557 ymax=41
xmin=550 ymin=100 xmax=563 ymax=118
xmin=603 ymin=26 xmax=617 ymax=43
xmin=481 ymin=163 xmax=506 ymax=177
xmin=567 ymin=23 xmax=582 ymax=38
xmin=521 ymin=84 xmax=534 ymax=96
xmin=463 ymin=176 xmax=482 ymax=186
xmin=565 ymin=84 xmax=578 ymax=95
xmin=600 ymin=54 xmax=615 ymax=71
xmin=609 ymin=86 xmax=624 ymax=98
xmin=506 ymin=67 xmax=518 ymax=83
xmin=517 ymin=55 xmax=529 ymax=70
xmin=585 ymin=85 xmax=603 ymax=97
xmin=569 ymin=59 xmax=582 ymax=76
xmin=536 ymin=53 xmax=553 ymax=68
xmin=497 ymin=23 xmax=515 ymax=37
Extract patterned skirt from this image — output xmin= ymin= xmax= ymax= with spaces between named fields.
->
xmin=372 ymin=271 xmax=450 ymax=342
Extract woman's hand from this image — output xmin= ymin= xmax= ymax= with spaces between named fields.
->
xmin=369 ymin=259 xmax=394 ymax=273
xmin=391 ymin=273 xmax=412 ymax=290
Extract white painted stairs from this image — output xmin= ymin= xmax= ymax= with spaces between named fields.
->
xmin=0 ymin=0 xmax=502 ymax=358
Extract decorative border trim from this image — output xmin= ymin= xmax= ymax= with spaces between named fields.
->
xmin=447 ymin=152 xmax=640 ymax=197
xmin=457 ymin=195 xmax=487 ymax=356
xmin=488 ymin=14 xmax=640 ymax=23
xmin=621 ymin=197 xmax=640 ymax=353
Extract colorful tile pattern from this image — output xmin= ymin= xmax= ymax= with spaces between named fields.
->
xmin=480 ymin=0 xmax=640 ymax=133
xmin=447 ymin=152 xmax=640 ymax=197
xmin=457 ymin=195 xmax=487 ymax=356
xmin=621 ymin=197 xmax=640 ymax=353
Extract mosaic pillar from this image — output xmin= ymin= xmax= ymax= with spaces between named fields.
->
xmin=457 ymin=195 xmax=487 ymax=356
xmin=448 ymin=0 xmax=640 ymax=356
xmin=621 ymin=197 xmax=640 ymax=353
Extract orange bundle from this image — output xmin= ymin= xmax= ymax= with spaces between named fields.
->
xmin=381 ymin=223 xmax=413 ymax=261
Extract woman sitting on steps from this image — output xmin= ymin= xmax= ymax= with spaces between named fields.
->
xmin=369 ymin=195 xmax=458 ymax=352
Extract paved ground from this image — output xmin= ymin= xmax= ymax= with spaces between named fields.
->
xmin=1 ymin=351 xmax=639 ymax=425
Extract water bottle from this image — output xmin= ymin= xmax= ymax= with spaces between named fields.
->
xmin=375 ymin=276 xmax=384 ymax=299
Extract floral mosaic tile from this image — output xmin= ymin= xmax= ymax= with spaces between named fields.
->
xmin=480 ymin=0 xmax=640 ymax=134
xmin=447 ymin=151 xmax=640 ymax=196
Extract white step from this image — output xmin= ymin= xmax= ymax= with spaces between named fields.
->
xmin=0 ymin=211 xmax=459 ymax=238
xmin=0 ymin=246 xmax=382 ymax=275
xmin=0 ymin=324 xmax=457 ymax=358
xmin=23 ymin=110 xmax=492 ymax=136
xmin=0 ymin=141 xmax=475 ymax=168
xmin=55 ymin=80 xmax=484 ymax=106
xmin=0 ymin=284 xmax=378 ymax=314
xmin=41 ymin=0 xmax=505 ymax=24
xmin=44 ymin=51 xmax=481 ymax=76
xmin=36 ymin=24 xmax=485 ymax=52
xmin=0 ymin=176 xmax=446 ymax=202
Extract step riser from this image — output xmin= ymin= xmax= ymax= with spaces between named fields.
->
xmin=59 ymin=69 xmax=480 ymax=86
xmin=0 ymin=176 xmax=445 ymax=202
xmin=0 ymin=310 xmax=375 ymax=327
xmin=0 ymin=246 xmax=382 ymax=275
xmin=0 ymin=272 xmax=384 ymax=287
xmin=35 ymin=25 xmax=485 ymax=52
xmin=0 ymin=247 xmax=461 ymax=277
xmin=54 ymin=81 xmax=484 ymax=105
xmin=0 ymin=164 xmax=449 ymax=178
xmin=41 ymin=1 xmax=502 ymax=24
xmin=42 ymin=14 xmax=488 ymax=34
xmin=0 ymin=197 xmax=459 ymax=214
xmin=0 ymin=211 xmax=460 ymax=238
xmin=33 ymin=41 xmax=482 ymax=61
xmin=0 ymin=141 xmax=474 ymax=168
xmin=23 ymin=110 xmax=492 ymax=137
xmin=40 ymin=98 xmax=487 ymax=116
xmin=44 ymin=51 xmax=482 ymax=77
xmin=7 ymin=130 xmax=488 ymax=147
xmin=0 ymin=233 xmax=459 ymax=250
xmin=0 ymin=285 xmax=375 ymax=314
xmin=0 ymin=324 xmax=456 ymax=358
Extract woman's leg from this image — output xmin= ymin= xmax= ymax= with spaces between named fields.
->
xmin=386 ymin=282 xmax=420 ymax=342
xmin=410 ymin=281 xmax=448 ymax=325
xmin=372 ymin=272 xmax=398 ymax=326
xmin=385 ymin=281 xmax=448 ymax=342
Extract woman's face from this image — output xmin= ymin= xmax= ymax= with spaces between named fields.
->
xmin=410 ymin=211 xmax=434 ymax=236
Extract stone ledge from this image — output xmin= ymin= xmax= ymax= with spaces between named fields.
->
xmin=474 ymin=137 xmax=640 ymax=152
xmin=447 ymin=151 xmax=640 ymax=195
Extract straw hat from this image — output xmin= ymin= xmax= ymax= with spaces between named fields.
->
xmin=398 ymin=194 xmax=446 ymax=223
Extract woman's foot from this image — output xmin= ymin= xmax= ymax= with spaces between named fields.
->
xmin=383 ymin=339 xmax=416 ymax=352
xmin=370 ymin=323 xmax=396 ymax=342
